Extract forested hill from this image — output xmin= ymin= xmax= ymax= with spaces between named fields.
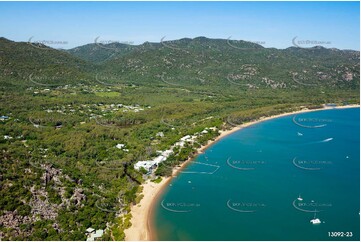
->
xmin=1 ymin=37 xmax=358 ymax=90
xmin=66 ymin=36 xmax=359 ymax=90
xmin=0 ymin=37 xmax=93 ymax=88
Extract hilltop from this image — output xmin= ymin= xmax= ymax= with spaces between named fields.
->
xmin=0 ymin=37 xmax=358 ymax=91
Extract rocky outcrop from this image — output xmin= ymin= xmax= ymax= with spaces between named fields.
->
xmin=70 ymin=188 xmax=86 ymax=206
xmin=0 ymin=211 xmax=33 ymax=239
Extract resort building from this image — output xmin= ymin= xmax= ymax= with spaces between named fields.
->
xmin=134 ymin=149 xmax=173 ymax=172
xmin=85 ymin=228 xmax=104 ymax=241
xmin=133 ymin=128 xmax=218 ymax=172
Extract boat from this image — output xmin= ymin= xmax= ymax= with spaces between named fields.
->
xmin=297 ymin=194 xmax=303 ymax=201
xmin=310 ymin=212 xmax=321 ymax=224
xmin=297 ymin=132 xmax=303 ymax=136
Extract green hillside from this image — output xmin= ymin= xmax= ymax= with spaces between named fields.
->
xmin=0 ymin=36 xmax=359 ymax=240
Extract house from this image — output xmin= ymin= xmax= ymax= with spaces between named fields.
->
xmin=325 ymin=103 xmax=337 ymax=108
xmin=156 ymin=132 xmax=165 ymax=137
xmin=161 ymin=149 xmax=173 ymax=157
xmin=4 ymin=135 xmax=12 ymax=140
xmin=0 ymin=116 xmax=9 ymax=121
xmin=134 ymin=160 xmax=158 ymax=171
xmin=116 ymin=144 xmax=125 ymax=149
xmin=86 ymin=228 xmax=95 ymax=234
xmin=180 ymin=135 xmax=191 ymax=141
xmin=134 ymin=150 xmax=173 ymax=172
xmin=86 ymin=228 xmax=104 ymax=241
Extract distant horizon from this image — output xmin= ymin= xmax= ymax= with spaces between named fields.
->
xmin=2 ymin=35 xmax=360 ymax=52
xmin=0 ymin=1 xmax=359 ymax=50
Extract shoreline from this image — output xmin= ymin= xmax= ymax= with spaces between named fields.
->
xmin=124 ymin=104 xmax=360 ymax=241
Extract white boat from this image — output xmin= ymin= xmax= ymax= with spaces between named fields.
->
xmin=310 ymin=212 xmax=321 ymax=224
xmin=297 ymin=132 xmax=303 ymax=136
xmin=297 ymin=194 xmax=303 ymax=201
xmin=310 ymin=218 xmax=321 ymax=224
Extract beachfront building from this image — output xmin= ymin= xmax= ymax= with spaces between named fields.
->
xmin=134 ymin=160 xmax=158 ymax=172
xmin=134 ymin=149 xmax=173 ymax=172
xmin=134 ymin=128 xmax=218 ymax=173
xmin=325 ymin=103 xmax=337 ymax=108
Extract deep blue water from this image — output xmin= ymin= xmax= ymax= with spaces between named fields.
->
xmin=153 ymin=108 xmax=360 ymax=241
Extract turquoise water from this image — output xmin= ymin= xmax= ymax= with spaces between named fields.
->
xmin=152 ymin=108 xmax=360 ymax=241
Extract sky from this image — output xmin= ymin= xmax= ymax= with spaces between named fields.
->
xmin=0 ymin=1 xmax=359 ymax=50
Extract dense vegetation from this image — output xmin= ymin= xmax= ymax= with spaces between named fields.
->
xmin=0 ymin=36 xmax=359 ymax=240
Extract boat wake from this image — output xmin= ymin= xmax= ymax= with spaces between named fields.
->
xmin=297 ymin=137 xmax=334 ymax=146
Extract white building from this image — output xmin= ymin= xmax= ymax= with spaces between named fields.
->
xmin=134 ymin=160 xmax=158 ymax=171
xmin=180 ymin=135 xmax=191 ymax=141
xmin=86 ymin=228 xmax=104 ymax=241
xmin=134 ymin=150 xmax=173 ymax=172
xmin=156 ymin=132 xmax=165 ymax=137
xmin=116 ymin=144 xmax=125 ymax=149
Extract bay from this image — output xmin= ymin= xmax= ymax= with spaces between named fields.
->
xmin=152 ymin=108 xmax=360 ymax=241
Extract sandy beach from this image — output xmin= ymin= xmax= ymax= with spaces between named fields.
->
xmin=124 ymin=104 xmax=360 ymax=241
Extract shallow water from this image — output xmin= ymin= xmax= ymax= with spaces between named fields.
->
xmin=152 ymin=108 xmax=360 ymax=241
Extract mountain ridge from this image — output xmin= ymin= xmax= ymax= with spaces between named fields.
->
xmin=0 ymin=36 xmax=359 ymax=91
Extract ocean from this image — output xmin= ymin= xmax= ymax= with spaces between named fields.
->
xmin=152 ymin=108 xmax=360 ymax=241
